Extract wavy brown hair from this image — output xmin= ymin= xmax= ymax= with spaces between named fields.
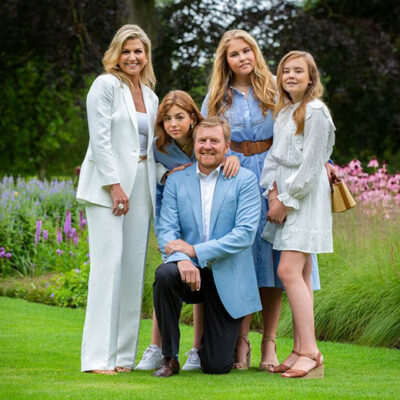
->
xmin=206 ymin=29 xmax=276 ymax=117
xmin=274 ymin=51 xmax=324 ymax=134
xmin=102 ymin=24 xmax=156 ymax=90
xmin=155 ymin=91 xmax=203 ymax=153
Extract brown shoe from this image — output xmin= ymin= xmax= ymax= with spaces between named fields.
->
xmin=152 ymin=357 xmax=180 ymax=378
xmin=282 ymin=352 xmax=324 ymax=379
xmin=269 ymin=350 xmax=300 ymax=373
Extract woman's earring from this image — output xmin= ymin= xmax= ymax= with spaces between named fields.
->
xmin=190 ymin=123 xmax=194 ymax=130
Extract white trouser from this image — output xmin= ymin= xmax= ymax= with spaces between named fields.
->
xmin=81 ymin=161 xmax=152 ymax=371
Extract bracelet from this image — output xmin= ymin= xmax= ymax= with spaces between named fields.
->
xmin=269 ymin=197 xmax=279 ymax=204
xmin=268 ymin=196 xmax=278 ymax=202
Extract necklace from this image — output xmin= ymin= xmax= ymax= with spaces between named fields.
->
xmin=177 ymin=140 xmax=193 ymax=156
xmin=232 ymin=84 xmax=251 ymax=96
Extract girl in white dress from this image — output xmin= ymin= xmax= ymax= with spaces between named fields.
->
xmin=260 ymin=51 xmax=335 ymax=379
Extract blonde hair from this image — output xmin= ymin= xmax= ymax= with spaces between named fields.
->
xmin=274 ymin=51 xmax=324 ymax=134
xmin=206 ymin=29 xmax=276 ymax=117
xmin=155 ymin=91 xmax=203 ymax=153
xmin=193 ymin=116 xmax=231 ymax=144
xmin=102 ymin=24 xmax=156 ymax=90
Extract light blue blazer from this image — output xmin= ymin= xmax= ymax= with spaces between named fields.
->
xmin=157 ymin=163 xmax=262 ymax=319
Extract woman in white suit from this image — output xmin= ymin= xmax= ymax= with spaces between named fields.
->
xmin=77 ymin=24 xmax=164 ymax=374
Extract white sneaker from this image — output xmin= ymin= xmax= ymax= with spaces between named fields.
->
xmin=182 ymin=347 xmax=201 ymax=371
xmin=135 ymin=345 xmax=163 ymax=370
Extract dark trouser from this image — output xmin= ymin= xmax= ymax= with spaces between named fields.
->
xmin=153 ymin=262 xmax=243 ymax=374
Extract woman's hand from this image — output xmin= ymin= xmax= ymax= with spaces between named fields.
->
xmin=325 ymin=162 xmax=338 ymax=183
xmin=222 ymin=155 xmax=240 ymax=178
xmin=170 ymin=162 xmax=193 ymax=174
xmin=110 ymin=184 xmax=129 ymax=216
xmin=267 ymin=199 xmax=288 ymax=224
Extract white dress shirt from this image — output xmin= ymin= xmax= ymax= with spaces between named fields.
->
xmin=196 ymin=163 xmax=221 ymax=242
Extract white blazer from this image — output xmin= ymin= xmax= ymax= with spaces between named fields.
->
xmin=76 ymin=73 xmax=165 ymax=214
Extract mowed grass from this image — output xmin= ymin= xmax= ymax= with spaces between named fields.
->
xmin=1 ymin=297 xmax=399 ymax=400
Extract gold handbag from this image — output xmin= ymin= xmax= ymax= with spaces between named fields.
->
xmin=331 ymin=175 xmax=356 ymax=213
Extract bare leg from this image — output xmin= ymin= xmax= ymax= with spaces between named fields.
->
xmin=260 ymin=287 xmax=282 ymax=367
xmin=278 ymin=251 xmax=321 ymax=375
xmin=234 ymin=314 xmax=252 ymax=367
xmin=192 ymin=303 xmax=204 ymax=349
xmin=151 ymin=309 xmax=162 ymax=348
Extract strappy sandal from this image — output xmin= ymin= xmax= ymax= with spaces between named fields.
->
xmin=115 ymin=366 xmax=131 ymax=373
xmin=233 ymin=335 xmax=251 ymax=370
xmin=269 ymin=350 xmax=300 ymax=373
xmin=259 ymin=336 xmax=278 ymax=371
xmin=282 ymin=352 xmax=324 ymax=379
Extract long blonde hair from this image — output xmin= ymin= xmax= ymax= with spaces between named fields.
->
xmin=206 ymin=29 xmax=276 ymax=117
xmin=102 ymin=24 xmax=156 ymax=90
xmin=274 ymin=51 xmax=324 ymax=134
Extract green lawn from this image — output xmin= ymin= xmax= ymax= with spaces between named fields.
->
xmin=0 ymin=297 xmax=399 ymax=400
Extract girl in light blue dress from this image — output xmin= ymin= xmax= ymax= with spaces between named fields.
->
xmin=202 ymin=30 xmax=324 ymax=371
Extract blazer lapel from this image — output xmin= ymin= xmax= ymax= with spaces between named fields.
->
xmin=185 ymin=166 xmax=203 ymax=238
xmin=209 ymin=173 xmax=234 ymax=235
xmin=122 ymin=83 xmax=139 ymax=133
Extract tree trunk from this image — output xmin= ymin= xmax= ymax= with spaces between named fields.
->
xmin=126 ymin=0 xmax=156 ymax=44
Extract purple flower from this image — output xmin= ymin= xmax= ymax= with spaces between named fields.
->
xmin=0 ymin=250 xmax=5 ymax=258
xmin=56 ymin=249 xmax=64 ymax=256
xmin=74 ymin=268 xmax=80 ymax=273
xmin=69 ymin=251 xmax=74 ymax=257
xmin=79 ymin=210 xmax=85 ymax=230
xmin=63 ymin=210 xmax=71 ymax=239
xmin=0 ymin=247 xmax=4 ymax=251
xmin=86 ymin=253 xmax=90 ymax=259
xmin=57 ymin=227 xmax=62 ymax=244
xmin=50 ymin=293 xmax=55 ymax=298
xmin=35 ymin=219 xmax=42 ymax=245
xmin=5 ymin=253 xmax=11 ymax=259
xmin=43 ymin=230 xmax=48 ymax=240
xmin=73 ymin=235 xmax=79 ymax=245
xmin=71 ymin=227 xmax=77 ymax=239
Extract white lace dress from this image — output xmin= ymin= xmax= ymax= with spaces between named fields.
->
xmin=260 ymin=99 xmax=335 ymax=253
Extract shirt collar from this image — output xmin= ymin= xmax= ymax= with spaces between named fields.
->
xmin=196 ymin=162 xmax=221 ymax=179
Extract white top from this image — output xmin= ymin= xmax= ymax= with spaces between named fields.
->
xmin=260 ymin=99 xmax=335 ymax=253
xmin=137 ymin=111 xmax=149 ymax=156
xmin=196 ymin=163 xmax=221 ymax=242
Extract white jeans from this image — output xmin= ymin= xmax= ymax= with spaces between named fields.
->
xmin=81 ymin=161 xmax=152 ymax=371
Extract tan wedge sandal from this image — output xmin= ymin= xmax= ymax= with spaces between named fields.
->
xmin=259 ymin=336 xmax=278 ymax=371
xmin=282 ymin=352 xmax=324 ymax=379
xmin=233 ymin=335 xmax=251 ymax=370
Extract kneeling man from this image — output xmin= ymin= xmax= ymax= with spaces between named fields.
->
xmin=153 ymin=116 xmax=262 ymax=377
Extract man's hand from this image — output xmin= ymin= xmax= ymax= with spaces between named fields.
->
xmin=177 ymin=260 xmax=201 ymax=291
xmin=165 ymin=239 xmax=196 ymax=258
xmin=267 ymin=199 xmax=288 ymax=224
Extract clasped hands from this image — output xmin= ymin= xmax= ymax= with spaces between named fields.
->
xmin=165 ymin=239 xmax=200 ymax=291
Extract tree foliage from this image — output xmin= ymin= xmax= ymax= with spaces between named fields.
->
xmin=0 ymin=0 xmax=399 ymax=177
xmin=154 ymin=0 xmax=400 ymax=167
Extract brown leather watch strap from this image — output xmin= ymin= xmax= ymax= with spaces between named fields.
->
xmin=230 ymin=138 xmax=273 ymax=156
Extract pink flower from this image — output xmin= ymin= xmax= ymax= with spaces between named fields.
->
xmin=367 ymin=158 xmax=379 ymax=168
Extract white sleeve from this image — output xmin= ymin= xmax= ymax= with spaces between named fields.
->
xmin=278 ymin=106 xmax=334 ymax=210
xmin=86 ymin=76 xmax=120 ymax=187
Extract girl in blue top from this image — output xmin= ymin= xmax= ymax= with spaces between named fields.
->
xmin=202 ymin=29 xmax=324 ymax=371
xmin=136 ymin=90 xmax=240 ymax=371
